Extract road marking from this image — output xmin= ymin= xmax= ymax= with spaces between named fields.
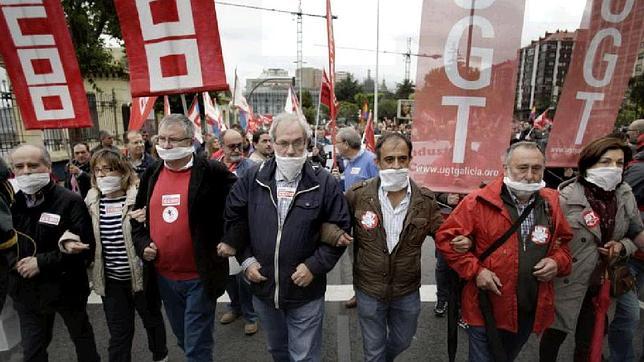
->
xmin=87 ymin=284 xmax=440 ymax=304
xmin=336 ymin=315 xmax=351 ymax=362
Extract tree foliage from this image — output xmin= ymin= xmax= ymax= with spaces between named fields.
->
xmin=62 ymin=0 xmax=124 ymax=80
xmin=394 ymin=79 xmax=415 ymax=100
xmin=335 ymin=74 xmax=363 ymax=103
xmin=616 ymin=74 xmax=644 ymax=128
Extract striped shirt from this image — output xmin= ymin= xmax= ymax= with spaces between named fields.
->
xmin=99 ymin=196 xmax=131 ymax=281
xmin=378 ymin=183 xmax=412 ymax=254
xmin=275 ymin=169 xmax=302 ymax=227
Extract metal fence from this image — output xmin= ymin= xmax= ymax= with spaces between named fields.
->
xmin=0 ymin=81 xmax=128 ymax=161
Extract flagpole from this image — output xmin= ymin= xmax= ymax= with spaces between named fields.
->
xmin=180 ymin=94 xmax=188 ymax=115
xmin=314 ymin=85 xmax=322 ymax=145
xmin=374 ymin=0 xmax=380 ymax=126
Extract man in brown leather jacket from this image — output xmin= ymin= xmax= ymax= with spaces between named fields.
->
xmin=334 ymin=133 xmax=444 ymax=361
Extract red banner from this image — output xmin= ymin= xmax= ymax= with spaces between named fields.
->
xmin=326 ymin=0 xmax=336 ymax=123
xmin=129 ymin=96 xmax=157 ymax=131
xmin=115 ymin=0 xmax=229 ymax=97
xmin=545 ymin=0 xmax=644 ymax=167
xmin=0 ymin=0 xmax=91 ymax=129
xmin=411 ymin=0 xmax=526 ymax=193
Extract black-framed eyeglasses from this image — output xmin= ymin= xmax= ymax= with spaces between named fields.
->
xmin=274 ymin=139 xmax=305 ymax=150
xmin=225 ymin=143 xmax=243 ymax=150
xmin=93 ymin=166 xmax=114 ymax=174
xmin=157 ymin=136 xmax=192 ymax=146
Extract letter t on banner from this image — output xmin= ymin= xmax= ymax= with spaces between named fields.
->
xmin=545 ymin=0 xmax=644 ymax=167
xmin=115 ymin=0 xmax=229 ymax=97
xmin=411 ymin=0 xmax=526 ymax=193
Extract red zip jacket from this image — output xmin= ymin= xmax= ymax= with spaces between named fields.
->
xmin=435 ymin=177 xmax=572 ymax=333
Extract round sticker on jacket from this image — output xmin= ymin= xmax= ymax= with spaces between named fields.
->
xmin=531 ymin=225 xmax=549 ymax=245
xmin=361 ymin=211 xmax=379 ymax=229
xmin=582 ymin=210 xmax=600 ymax=228
xmin=163 ymin=206 xmax=179 ymax=223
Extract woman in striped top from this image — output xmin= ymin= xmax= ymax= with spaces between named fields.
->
xmin=86 ymin=149 xmax=167 ymax=362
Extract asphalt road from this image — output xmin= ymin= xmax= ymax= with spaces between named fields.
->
xmin=1 ymin=239 xmax=642 ymax=361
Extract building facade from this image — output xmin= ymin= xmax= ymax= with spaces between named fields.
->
xmin=515 ymin=31 xmax=576 ymax=119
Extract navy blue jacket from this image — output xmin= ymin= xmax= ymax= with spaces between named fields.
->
xmin=224 ymin=158 xmax=350 ymax=309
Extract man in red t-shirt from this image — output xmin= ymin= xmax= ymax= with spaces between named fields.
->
xmin=131 ymin=114 xmax=236 ymax=362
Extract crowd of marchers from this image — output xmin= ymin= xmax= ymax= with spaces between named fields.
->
xmin=0 ymin=115 xmax=643 ymax=362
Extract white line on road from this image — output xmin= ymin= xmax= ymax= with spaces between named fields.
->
xmin=87 ymin=284 xmax=440 ymax=304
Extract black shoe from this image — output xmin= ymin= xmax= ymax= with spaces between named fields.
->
xmin=434 ymin=300 xmax=447 ymax=317
xmin=457 ymin=318 xmax=469 ymax=329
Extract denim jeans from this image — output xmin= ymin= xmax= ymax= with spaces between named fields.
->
xmin=356 ymin=289 xmax=421 ymax=362
xmin=435 ymin=250 xmax=451 ymax=303
xmin=252 ymin=296 xmax=324 ymax=362
xmin=102 ymin=279 xmax=167 ymax=362
xmin=157 ymin=275 xmax=215 ymax=362
xmin=225 ymin=274 xmax=257 ymax=322
xmin=467 ymin=313 xmax=534 ymax=362
xmin=608 ymin=288 xmax=640 ymax=362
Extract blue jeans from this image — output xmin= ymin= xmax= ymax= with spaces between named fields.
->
xmin=467 ymin=313 xmax=534 ymax=362
xmin=608 ymin=268 xmax=641 ymax=362
xmin=157 ymin=275 xmax=215 ymax=362
xmin=252 ymin=296 xmax=324 ymax=362
xmin=356 ymin=289 xmax=421 ymax=362
xmin=225 ymin=274 xmax=257 ymax=322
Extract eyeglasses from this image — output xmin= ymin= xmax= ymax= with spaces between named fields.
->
xmin=274 ymin=139 xmax=305 ymax=150
xmin=93 ymin=166 xmax=114 ymax=174
xmin=225 ymin=143 xmax=243 ymax=150
xmin=157 ymin=136 xmax=191 ymax=146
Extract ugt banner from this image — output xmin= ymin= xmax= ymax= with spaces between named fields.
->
xmin=115 ymin=0 xmax=229 ymax=97
xmin=0 ymin=0 xmax=91 ymax=129
xmin=411 ymin=0 xmax=526 ymax=193
xmin=545 ymin=0 xmax=644 ymax=167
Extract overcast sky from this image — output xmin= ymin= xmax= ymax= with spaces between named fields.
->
xmin=0 ymin=0 xmax=587 ymax=90
xmin=216 ymin=0 xmax=587 ymax=90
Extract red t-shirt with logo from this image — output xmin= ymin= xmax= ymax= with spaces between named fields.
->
xmin=149 ymin=167 xmax=198 ymax=280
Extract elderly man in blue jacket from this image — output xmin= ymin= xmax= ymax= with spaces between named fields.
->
xmin=219 ymin=112 xmax=351 ymax=361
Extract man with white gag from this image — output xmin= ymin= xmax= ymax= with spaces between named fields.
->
xmin=131 ymin=114 xmax=237 ymax=361
xmin=219 ymin=112 xmax=351 ymax=361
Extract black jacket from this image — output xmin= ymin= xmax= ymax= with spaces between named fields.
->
xmin=9 ymin=182 xmax=94 ymax=311
xmin=131 ymin=155 xmax=237 ymax=302
xmin=224 ymin=158 xmax=351 ymax=309
xmin=625 ymin=150 xmax=644 ymax=217
xmin=64 ymin=161 xmax=91 ymax=199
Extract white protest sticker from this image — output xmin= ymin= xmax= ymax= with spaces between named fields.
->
xmin=277 ymin=186 xmax=296 ymax=199
xmin=39 ymin=212 xmax=61 ymax=226
xmin=162 ymin=206 xmax=179 ymax=223
xmin=162 ymin=194 xmax=181 ymax=206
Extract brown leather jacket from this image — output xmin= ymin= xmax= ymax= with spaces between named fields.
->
xmin=345 ymin=178 xmax=442 ymax=300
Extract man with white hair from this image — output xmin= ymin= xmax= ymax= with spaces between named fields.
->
xmin=131 ymin=114 xmax=237 ymax=361
xmin=219 ymin=113 xmax=351 ymax=361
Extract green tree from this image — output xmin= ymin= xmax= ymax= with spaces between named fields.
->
xmin=301 ymin=90 xmax=314 ymax=108
xmin=337 ymin=101 xmax=360 ymax=123
xmin=394 ymin=79 xmax=415 ymax=100
xmin=616 ymin=74 xmax=644 ymax=128
xmin=62 ymin=0 xmax=124 ymax=81
xmin=335 ymin=74 xmax=363 ymax=102
xmin=378 ymin=98 xmax=398 ymax=120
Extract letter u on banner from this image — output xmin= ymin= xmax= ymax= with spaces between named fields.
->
xmin=0 ymin=0 xmax=92 ymax=129
xmin=545 ymin=0 xmax=644 ymax=167
xmin=411 ymin=0 xmax=527 ymax=193
xmin=115 ymin=0 xmax=229 ymax=97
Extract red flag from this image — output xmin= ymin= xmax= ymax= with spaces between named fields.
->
xmin=114 ymin=0 xmax=229 ymax=97
xmin=187 ymin=96 xmax=203 ymax=143
xmin=0 ymin=0 xmax=92 ymax=129
xmin=326 ymin=0 xmax=338 ymax=165
xmin=164 ymin=96 xmax=171 ymax=116
xmin=129 ymin=96 xmax=157 ymax=131
xmin=411 ymin=0 xmax=527 ymax=194
xmin=320 ymin=70 xmax=333 ymax=108
xmin=533 ymin=110 xmax=552 ymax=130
xmin=545 ymin=0 xmax=644 ymax=167
xmin=362 ymin=111 xmax=376 ymax=152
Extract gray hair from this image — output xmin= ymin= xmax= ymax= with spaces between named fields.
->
xmin=503 ymin=141 xmax=545 ymax=166
xmin=269 ymin=112 xmax=312 ymax=142
xmin=159 ymin=114 xmax=195 ymax=139
xmin=337 ymin=127 xmax=362 ymax=149
xmin=8 ymin=143 xmax=52 ymax=168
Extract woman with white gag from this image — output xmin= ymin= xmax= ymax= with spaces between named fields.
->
xmin=539 ymin=136 xmax=644 ymax=361
xmin=77 ymin=149 xmax=168 ymax=362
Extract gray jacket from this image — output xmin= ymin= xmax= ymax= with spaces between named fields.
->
xmin=86 ymin=186 xmax=144 ymax=296
xmin=551 ymin=179 xmax=643 ymax=333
